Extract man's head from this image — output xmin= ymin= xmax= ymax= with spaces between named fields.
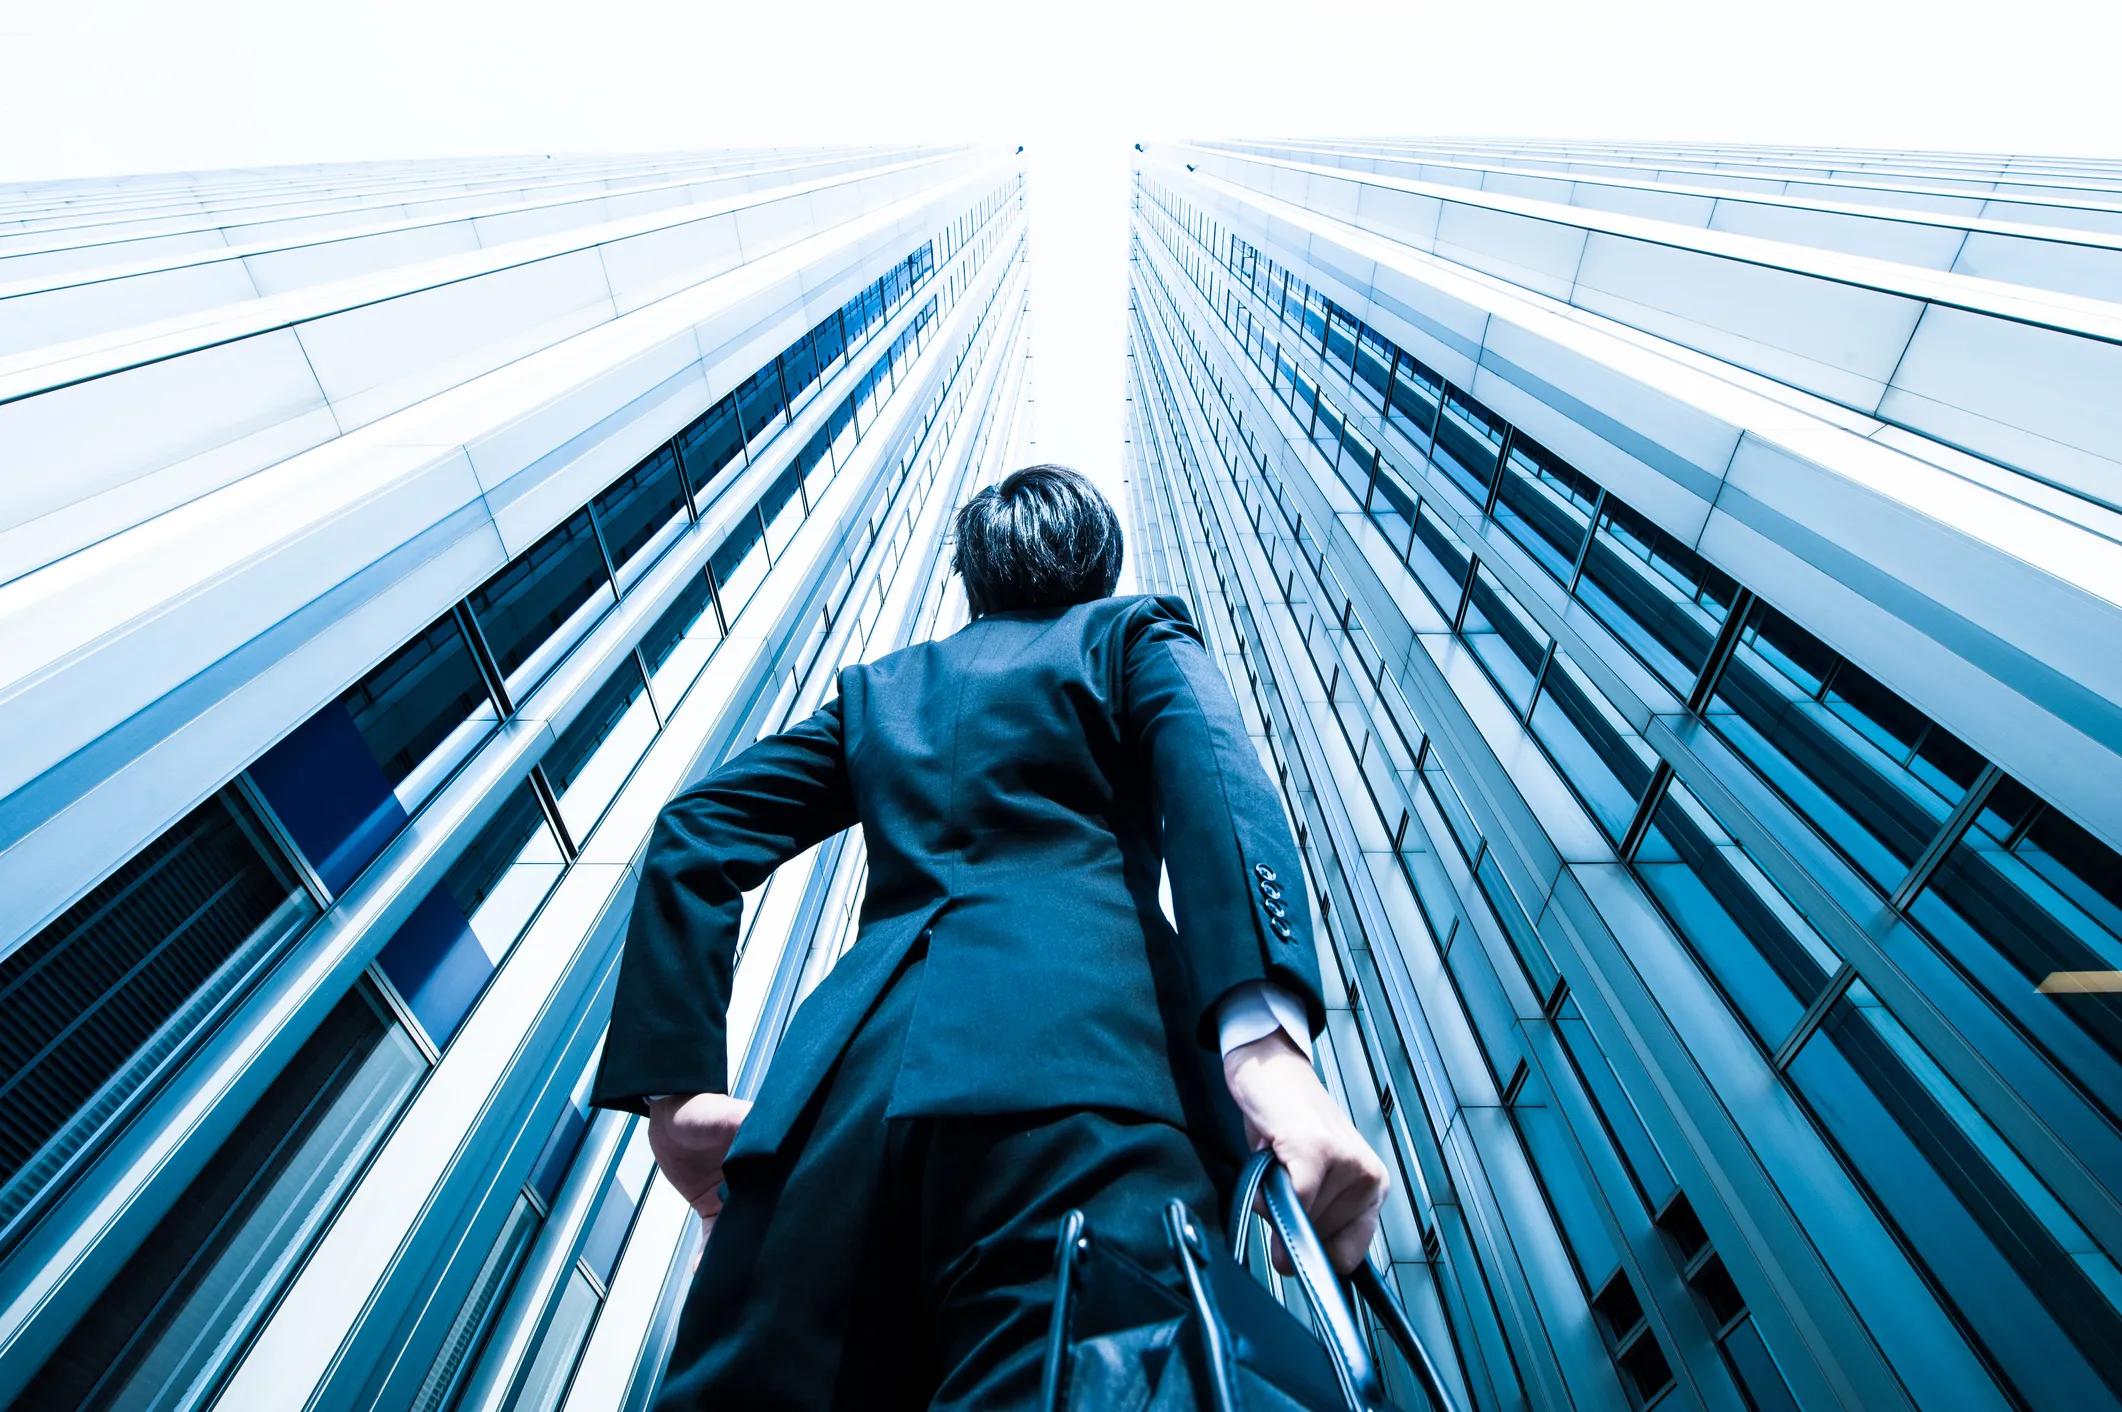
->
xmin=950 ymin=464 xmax=1124 ymax=618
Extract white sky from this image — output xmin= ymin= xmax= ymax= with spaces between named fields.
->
xmin=5 ymin=0 xmax=2119 ymax=552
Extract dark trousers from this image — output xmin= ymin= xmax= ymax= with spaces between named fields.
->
xmin=653 ymin=946 xmax=1220 ymax=1409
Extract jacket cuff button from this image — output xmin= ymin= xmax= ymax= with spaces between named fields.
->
xmin=1254 ymin=863 xmax=1276 ymax=882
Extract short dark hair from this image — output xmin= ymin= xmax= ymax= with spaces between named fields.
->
xmin=950 ymin=464 xmax=1124 ymax=617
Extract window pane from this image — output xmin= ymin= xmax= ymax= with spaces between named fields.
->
xmin=251 ymin=613 xmax=497 ymax=889
xmin=1353 ymin=326 xmax=1393 ymax=411
xmin=1574 ymin=499 xmax=1736 ymax=698
xmin=758 ymin=465 xmax=804 ymax=561
xmin=778 ymin=338 xmax=819 ymax=411
xmin=1493 ymin=433 xmax=1597 ymax=582
xmin=23 ymin=988 xmax=425 ymax=1410
xmin=640 ymin=570 xmax=720 ymax=714
xmin=676 ymin=396 xmax=743 ymax=513
xmin=1632 ymin=782 xmax=1839 ymax=1047
xmin=1787 ymin=985 xmax=2122 ymax=1407
xmin=1408 ymin=503 xmax=1472 ymax=620
xmin=1429 ymin=389 xmax=1503 ymax=504
xmin=591 ymin=445 xmax=686 ymax=589
xmin=507 ymin=1269 xmax=600 ymax=1412
xmin=810 ymin=312 xmax=845 ymax=374
xmin=1708 ymin=602 xmax=1966 ymax=894
xmin=544 ymin=659 xmax=658 ymax=844
xmin=467 ymin=510 xmax=616 ymax=700
xmin=0 ymin=791 xmax=318 ymax=1249
xmin=1528 ymin=650 xmax=1654 ymax=843
xmin=733 ymin=364 xmax=786 ymax=448
xmin=1907 ymin=781 xmax=2122 ymax=1146
xmin=827 ymin=399 xmax=857 ymax=468
xmin=1324 ymin=305 xmax=1359 ymax=378
xmin=1386 ymin=355 xmax=1443 ymax=457
xmin=1460 ymin=566 xmax=1550 ymax=715
xmin=376 ymin=783 xmax=565 ymax=1047
xmin=414 ymin=1192 xmax=541 ymax=1412
xmin=713 ymin=512 xmax=769 ymax=619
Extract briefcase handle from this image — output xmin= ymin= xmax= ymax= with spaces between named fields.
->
xmin=1228 ymin=1151 xmax=1463 ymax=1412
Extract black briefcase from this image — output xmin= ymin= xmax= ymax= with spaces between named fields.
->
xmin=1037 ymin=1151 xmax=1461 ymax=1412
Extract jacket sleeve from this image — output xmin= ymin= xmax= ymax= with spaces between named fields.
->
xmin=1120 ymin=593 xmax=1327 ymax=1051
xmin=589 ymin=694 xmax=856 ymax=1114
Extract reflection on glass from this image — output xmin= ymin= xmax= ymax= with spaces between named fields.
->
xmin=677 ymin=397 xmax=744 ymax=513
xmin=710 ymin=510 xmax=769 ymax=621
xmin=23 ymin=988 xmax=425 ymax=1411
xmin=468 ymin=510 xmax=616 ymax=700
xmin=1573 ymin=499 xmax=1736 ymax=698
xmin=1787 ymin=982 xmax=2122 ymax=1408
xmin=545 ymin=661 xmax=658 ymax=844
xmin=1633 ymin=781 xmax=1838 ymax=1046
xmin=1908 ymin=776 xmax=2122 ymax=1146
xmin=1709 ymin=602 xmax=1967 ymax=894
xmin=1528 ymin=651 xmax=1654 ymax=843
xmin=1493 ymin=433 xmax=1598 ymax=584
xmin=1461 ymin=567 xmax=1549 ymax=715
xmin=0 ymin=790 xmax=318 ymax=1250
xmin=640 ymin=570 xmax=720 ymax=714
xmin=591 ymin=445 xmax=686 ymax=590
xmin=504 ymin=1270 xmax=600 ymax=1412
xmin=759 ymin=465 xmax=805 ymax=560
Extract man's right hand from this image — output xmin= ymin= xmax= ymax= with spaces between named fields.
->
xmin=1222 ymin=1030 xmax=1390 ymax=1274
xmin=646 ymin=1092 xmax=753 ymax=1220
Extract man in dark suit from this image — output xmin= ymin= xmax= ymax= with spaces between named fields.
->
xmin=592 ymin=465 xmax=1388 ymax=1407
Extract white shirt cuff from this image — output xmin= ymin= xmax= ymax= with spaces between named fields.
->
xmin=1215 ymin=980 xmax=1314 ymax=1060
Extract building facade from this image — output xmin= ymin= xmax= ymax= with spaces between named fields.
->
xmin=1125 ymin=140 xmax=2122 ymax=1411
xmin=0 ymin=146 xmax=1028 ymax=1409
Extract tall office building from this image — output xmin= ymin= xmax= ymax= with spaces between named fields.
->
xmin=0 ymin=145 xmax=1028 ymax=1409
xmin=1126 ymin=140 xmax=2122 ymax=1411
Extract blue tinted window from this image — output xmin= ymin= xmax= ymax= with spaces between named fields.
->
xmin=22 ymin=988 xmax=424 ymax=1409
xmin=677 ymin=395 xmax=744 ymax=511
xmin=1787 ymin=985 xmax=2122 ymax=1407
xmin=253 ymin=613 xmax=497 ymax=888
xmin=0 ymin=791 xmax=317 ymax=1251
xmin=591 ymin=444 xmax=686 ymax=588
xmin=1575 ymin=499 xmax=1736 ymax=698
xmin=467 ymin=509 xmax=616 ymax=699
xmin=1708 ymin=602 xmax=1966 ymax=894
xmin=1493 ymin=432 xmax=1597 ymax=583
xmin=1633 ymin=782 xmax=1838 ymax=1046
xmin=376 ymin=784 xmax=563 ymax=1046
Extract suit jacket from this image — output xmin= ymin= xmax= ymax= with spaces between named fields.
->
xmin=589 ymin=591 xmax=1324 ymax=1167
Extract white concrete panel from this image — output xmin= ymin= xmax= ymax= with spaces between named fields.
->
xmin=241 ymin=221 xmax=483 ymax=296
xmin=295 ymin=249 xmax=617 ymax=430
xmin=1303 ymin=170 xmax=1360 ymax=224
xmin=1567 ymin=183 xmax=1714 ymax=227
xmin=1707 ymin=202 xmax=1966 ymax=269
xmin=1979 ymin=200 xmax=2122 ymax=237
xmin=0 ymin=228 xmax=234 ymax=284
xmin=1880 ymin=305 xmax=2122 ymax=505
xmin=1951 ymin=232 xmax=2122 ymax=303
xmin=471 ymin=199 xmax=600 ymax=246
xmin=0 ymin=329 xmax=335 ymax=583
xmin=1570 ymin=233 xmax=1921 ymax=410
xmin=1433 ymin=202 xmax=1587 ymax=302
xmin=601 ymin=185 xmax=689 ymax=221
xmin=1352 ymin=181 xmax=1444 ymax=251
xmin=1364 ymin=264 xmax=1487 ymax=391
xmin=1478 ymin=170 xmax=1574 ymax=204
xmin=732 ymin=191 xmax=811 ymax=259
xmin=598 ymin=214 xmax=745 ymax=314
xmin=0 ymin=261 xmax=261 ymax=354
